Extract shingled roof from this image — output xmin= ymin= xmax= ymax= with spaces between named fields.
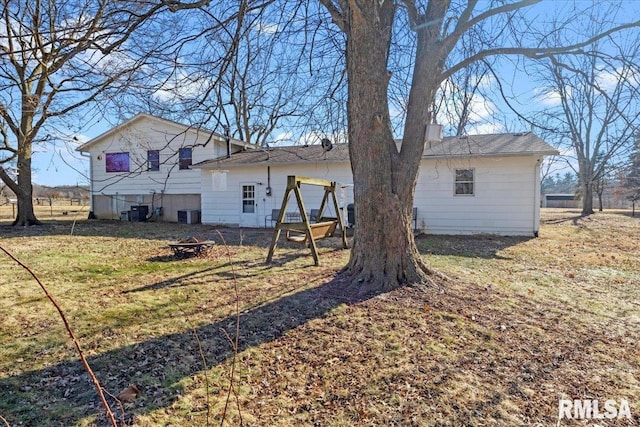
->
xmin=192 ymin=132 xmax=557 ymax=169
xmin=193 ymin=144 xmax=350 ymax=168
xmin=423 ymin=132 xmax=558 ymax=157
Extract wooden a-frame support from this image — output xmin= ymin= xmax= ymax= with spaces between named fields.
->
xmin=266 ymin=175 xmax=348 ymax=266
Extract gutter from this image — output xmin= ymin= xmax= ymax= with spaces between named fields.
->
xmin=533 ymin=157 xmax=542 ymax=237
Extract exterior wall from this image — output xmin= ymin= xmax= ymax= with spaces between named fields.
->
xmin=83 ymin=116 xmax=229 ymax=220
xmin=415 ymin=156 xmax=541 ymax=236
xmin=201 ymin=155 xmax=542 ymax=236
xmin=92 ymin=193 xmax=200 ymax=222
xmin=200 ymin=163 xmax=354 ymax=228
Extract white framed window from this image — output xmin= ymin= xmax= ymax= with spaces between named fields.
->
xmin=179 ymin=147 xmax=192 ymax=170
xmin=242 ymin=185 xmax=255 ymax=213
xmin=455 ymin=168 xmax=474 ymax=195
xmin=147 ymin=150 xmax=160 ymax=171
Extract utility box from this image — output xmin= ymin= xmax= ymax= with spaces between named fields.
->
xmin=178 ymin=210 xmax=201 ymax=224
xmin=130 ymin=205 xmax=149 ymax=222
xmin=347 ymin=203 xmax=355 ymax=227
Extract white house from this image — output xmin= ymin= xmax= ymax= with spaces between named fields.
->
xmin=194 ymin=132 xmax=558 ymax=236
xmin=76 ymin=113 xmax=249 ymax=222
xmin=79 ymin=114 xmax=557 ymax=235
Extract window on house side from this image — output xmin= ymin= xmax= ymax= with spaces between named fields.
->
xmin=105 ymin=152 xmax=130 ymax=173
xmin=147 ymin=150 xmax=160 ymax=171
xmin=242 ymin=185 xmax=255 ymax=213
xmin=455 ymin=168 xmax=474 ymax=195
xmin=179 ymin=147 xmax=192 ymax=170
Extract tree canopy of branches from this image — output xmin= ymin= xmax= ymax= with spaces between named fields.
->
xmin=527 ymin=29 xmax=640 ymax=215
xmin=120 ymin=2 xmax=347 ymax=148
xmin=0 ymin=0 xmax=214 ymax=225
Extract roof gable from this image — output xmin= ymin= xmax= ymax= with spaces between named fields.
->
xmin=76 ymin=113 xmax=248 ymax=152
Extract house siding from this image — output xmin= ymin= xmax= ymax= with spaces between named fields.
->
xmin=415 ymin=156 xmax=540 ymax=235
xmin=81 ymin=115 xmax=229 ymax=221
xmin=201 ymin=155 xmax=542 ymax=236
xmin=201 ymin=163 xmax=354 ymax=227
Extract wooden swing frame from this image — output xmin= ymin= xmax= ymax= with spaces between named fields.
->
xmin=266 ymin=175 xmax=348 ymax=266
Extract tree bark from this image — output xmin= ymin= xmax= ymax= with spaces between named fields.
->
xmin=14 ymin=157 xmax=40 ymax=226
xmin=343 ymin=2 xmax=435 ymax=293
xmin=597 ymin=191 xmax=603 ymax=211
xmin=581 ymin=181 xmax=594 ymax=216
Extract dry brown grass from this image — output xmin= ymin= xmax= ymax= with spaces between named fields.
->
xmin=0 ymin=207 xmax=638 ymax=426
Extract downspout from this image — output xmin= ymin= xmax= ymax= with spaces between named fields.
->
xmin=533 ymin=157 xmax=542 ymax=237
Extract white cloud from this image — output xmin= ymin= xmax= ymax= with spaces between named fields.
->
xmin=153 ymin=70 xmax=210 ymax=102
xmin=467 ymin=122 xmax=505 ymax=135
xmin=533 ymin=87 xmax=569 ymax=107
xmin=272 ymin=131 xmax=294 ymax=144
xmin=254 ymin=21 xmax=280 ymax=35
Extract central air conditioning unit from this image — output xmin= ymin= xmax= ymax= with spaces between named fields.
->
xmin=130 ymin=205 xmax=149 ymax=222
xmin=177 ymin=209 xmax=201 ymax=224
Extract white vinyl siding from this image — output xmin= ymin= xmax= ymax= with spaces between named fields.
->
xmin=414 ymin=156 xmax=539 ymax=235
xmin=200 ymin=163 xmax=354 ymax=227
xmin=85 ymin=116 xmax=227 ymax=196
xmin=201 ymin=156 xmax=542 ymax=236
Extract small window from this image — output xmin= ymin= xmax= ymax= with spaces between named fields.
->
xmin=147 ymin=150 xmax=160 ymax=171
xmin=105 ymin=152 xmax=130 ymax=173
xmin=179 ymin=147 xmax=192 ymax=170
xmin=242 ymin=185 xmax=255 ymax=213
xmin=455 ymin=168 xmax=474 ymax=195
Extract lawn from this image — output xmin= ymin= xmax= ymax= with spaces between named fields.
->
xmin=0 ymin=207 xmax=638 ymax=426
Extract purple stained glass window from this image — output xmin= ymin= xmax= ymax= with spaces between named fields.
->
xmin=105 ymin=152 xmax=130 ymax=173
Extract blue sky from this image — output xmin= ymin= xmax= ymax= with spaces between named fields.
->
xmin=29 ymin=0 xmax=640 ymax=187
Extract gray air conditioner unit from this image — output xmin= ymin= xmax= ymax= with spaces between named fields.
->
xmin=177 ymin=210 xmax=201 ymax=224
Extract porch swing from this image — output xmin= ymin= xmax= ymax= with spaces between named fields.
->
xmin=266 ymin=175 xmax=348 ymax=266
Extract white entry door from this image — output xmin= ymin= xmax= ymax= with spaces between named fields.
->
xmin=239 ymin=184 xmax=259 ymax=227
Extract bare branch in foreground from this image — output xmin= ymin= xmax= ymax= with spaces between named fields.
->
xmin=0 ymin=246 xmax=118 ymax=427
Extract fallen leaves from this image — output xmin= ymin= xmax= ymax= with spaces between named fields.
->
xmin=117 ymin=384 xmax=140 ymax=403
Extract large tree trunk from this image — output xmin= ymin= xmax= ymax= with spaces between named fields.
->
xmin=581 ymin=181 xmax=594 ymax=216
xmin=14 ymin=157 xmax=40 ymax=226
xmin=344 ymin=3 xmax=434 ymax=293
xmin=10 ymin=94 xmax=41 ymax=226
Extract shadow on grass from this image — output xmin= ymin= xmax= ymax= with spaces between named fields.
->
xmin=540 ymin=214 xmax=583 ymax=225
xmin=0 ymin=272 xmax=371 ymax=426
xmin=0 ymin=220 xmax=276 ymax=247
xmin=123 ymin=266 xmax=221 ymax=293
xmin=415 ymin=233 xmax=532 ymax=260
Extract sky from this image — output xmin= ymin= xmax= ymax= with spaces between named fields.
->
xmin=32 ymin=118 xmax=113 ymax=187
xmin=25 ymin=0 xmax=640 ymax=187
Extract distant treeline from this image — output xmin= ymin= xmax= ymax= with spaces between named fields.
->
xmin=1 ymin=184 xmax=90 ymax=200
xmin=541 ymin=172 xmax=578 ymax=195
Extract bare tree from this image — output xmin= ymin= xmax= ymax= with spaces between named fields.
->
xmin=315 ymin=1 xmax=640 ymax=291
xmin=622 ymin=135 xmax=640 ymax=215
xmin=0 ymin=0 xmax=214 ymax=225
xmin=129 ymin=2 xmax=346 ymax=148
xmin=529 ymin=35 xmax=640 ymax=215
